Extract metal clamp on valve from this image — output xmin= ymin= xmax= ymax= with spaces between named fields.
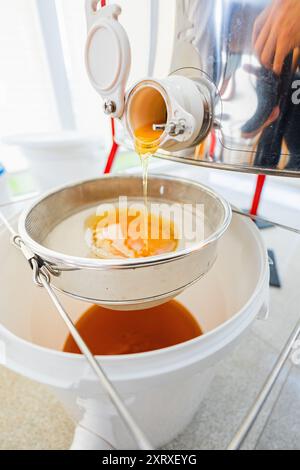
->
xmin=153 ymin=120 xmax=186 ymax=137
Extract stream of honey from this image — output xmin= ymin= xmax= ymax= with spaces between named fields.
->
xmin=63 ymin=300 xmax=202 ymax=355
xmin=134 ymin=124 xmax=164 ymax=206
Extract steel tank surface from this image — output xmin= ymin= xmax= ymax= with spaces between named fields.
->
xmin=115 ymin=0 xmax=300 ymax=177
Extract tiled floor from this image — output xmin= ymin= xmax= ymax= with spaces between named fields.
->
xmin=165 ymin=331 xmax=292 ymax=450
xmin=256 ymin=367 xmax=300 ymax=450
xmin=0 ymin=366 xmax=74 ymax=450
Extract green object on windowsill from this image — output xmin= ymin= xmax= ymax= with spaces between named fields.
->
xmin=7 ymin=173 xmax=37 ymax=198
xmin=112 ymin=151 xmax=140 ymax=172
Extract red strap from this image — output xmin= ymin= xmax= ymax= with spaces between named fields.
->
xmin=99 ymin=0 xmax=120 ymax=174
xmin=104 ymin=118 xmax=119 ymax=174
xmin=250 ymin=174 xmax=266 ymax=216
xmin=209 ymin=130 xmax=216 ymax=159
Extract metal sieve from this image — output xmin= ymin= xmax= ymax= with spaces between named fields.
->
xmin=18 ymin=175 xmax=232 ymax=310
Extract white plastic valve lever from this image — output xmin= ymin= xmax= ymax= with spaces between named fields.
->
xmin=85 ymin=2 xmax=131 ymax=118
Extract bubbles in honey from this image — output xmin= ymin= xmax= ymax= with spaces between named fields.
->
xmin=134 ymin=124 xmax=164 ymax=156
xmin=85 ymin=206 xmax=178 ymax=259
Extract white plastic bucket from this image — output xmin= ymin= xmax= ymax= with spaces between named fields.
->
xmin=0 ymin=213 xmax=269 ymax=449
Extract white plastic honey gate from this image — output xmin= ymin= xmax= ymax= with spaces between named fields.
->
xmin=85 ymin=1 xmax=215 ymax=153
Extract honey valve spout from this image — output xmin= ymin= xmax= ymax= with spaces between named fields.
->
xmin=124 ymin=73 xmax=215 ymax=153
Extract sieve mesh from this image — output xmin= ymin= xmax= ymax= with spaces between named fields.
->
xmin=23 ymin=176 xmax=226 ymax=245
xmin=18 ymin=175 xmax=231 ymax=308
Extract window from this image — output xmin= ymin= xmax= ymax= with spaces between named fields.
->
xmin=54 ymin=0 xmax=153 ymax=137
xmin=0 ymin=0 xmax=61 ymax=136
xmin=0 ymin=0 xmax=175 ymax=141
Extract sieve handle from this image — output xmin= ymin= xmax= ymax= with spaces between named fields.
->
xmin=37 ymin=268 xmax=153 ymax=451
xmin=0 ymin=208 xmax=153 ymax=451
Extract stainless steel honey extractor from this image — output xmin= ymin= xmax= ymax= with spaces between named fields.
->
xmin=107 ymin=0 xmax=300 ymax=177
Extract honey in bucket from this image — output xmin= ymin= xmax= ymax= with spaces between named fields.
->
xmin=63 ymin=300 xmax=202 ymax=355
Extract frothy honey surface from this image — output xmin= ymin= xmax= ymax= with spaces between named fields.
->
xmin=85 ymin=207 xmax=178 ymax=259
xmin=63 ymin=301 xmax=202 ymax=355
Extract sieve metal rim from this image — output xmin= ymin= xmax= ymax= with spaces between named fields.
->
xmin=18 ymin=175 xmax=232 ymax=271
xmin=49 ymin=260 xmax=216 ymax=305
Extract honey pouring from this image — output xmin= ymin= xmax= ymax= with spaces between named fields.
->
xmin=84 ymin=96 xmax=173 ymax=261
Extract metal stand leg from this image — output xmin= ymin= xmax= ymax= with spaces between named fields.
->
xmin=227 ymin=319 xmax=300 ymax=450
xmin=232 ymin=208 xmax=300 ymax=235
xmin=228 ymin=209 xmax=300 ymax=450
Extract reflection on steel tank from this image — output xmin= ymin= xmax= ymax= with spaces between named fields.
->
xmin=141 ymin=0 xmax=300 ymax=176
